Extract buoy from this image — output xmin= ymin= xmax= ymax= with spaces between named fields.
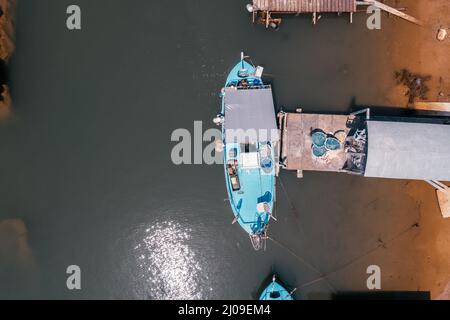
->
xmin=311 ymin=131 xmax=326 ymax=147
xmin=437 ymin=28 xmax=447 ymax=41
xmin=215 ymin=139 xmax=224 ymax=153
xmin=246 ymin=4 xmax=254 ymax=13
xmin=334 ymin=130 xmax=347 ymax=143
xmin=213 ymin=114 xmax=224 ymax=126
xmin=312 ymin=145 xmax=327 ymax=157
xmin=325 ymin=137 xmax=341 ymax=151
xmin=269 ymin=22 xmax=278 ymax=30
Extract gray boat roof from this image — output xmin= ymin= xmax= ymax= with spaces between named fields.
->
xmin=364 ymin=120 xmax=450 ymax=181
xmin=224 ymin=87 xmax=279 ymax=144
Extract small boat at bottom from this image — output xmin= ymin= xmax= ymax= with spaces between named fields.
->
xmin=259 ymin=275 xmax=294 ymax=301
xmin=215 ymin=53 xmax=280 ymax=250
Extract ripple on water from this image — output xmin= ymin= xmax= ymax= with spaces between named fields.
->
xmin=133 ymin=220 xmax=209 ymax=300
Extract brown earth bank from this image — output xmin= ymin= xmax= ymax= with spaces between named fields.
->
xmin=383 ymin=0 xmax=450 ymax=106
xmin=0 ymin=0 xmax=15 ymax=119
xmin=337 ymin=0 xmax=450 ymax=299
xmin=359 ymin=0 xmax=450 ymax=299
xmin=391 ymin=0 xmax=450 ymax=297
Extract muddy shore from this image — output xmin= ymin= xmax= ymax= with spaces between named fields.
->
xmin=368 ymin=0 xmax=450 ymax=299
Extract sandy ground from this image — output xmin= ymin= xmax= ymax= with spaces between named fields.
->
xmin=383 ymin=0 xmax=450 ymax=299
xmin=343 ymin=0 xmax=450 ymax=299
xmin=404 ymin=182 xmax=450 ymax=299
xmin=383 ymin=0 xmax=450 ymax=106
xmin=324 ymin=0 xmax=450 ymax=299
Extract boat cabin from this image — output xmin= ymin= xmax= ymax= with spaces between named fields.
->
xmin=224 ymin=86 xmax=279 ymax=145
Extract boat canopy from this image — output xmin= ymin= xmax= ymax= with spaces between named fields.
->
xmin=224 ymin=87 xmax=279 ymax=144
xmin=364 ymin=121 xmax=450 ymax=181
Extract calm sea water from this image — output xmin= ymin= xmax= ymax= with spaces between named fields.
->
xmin=0 ymin=0 xmax=423 ymax=299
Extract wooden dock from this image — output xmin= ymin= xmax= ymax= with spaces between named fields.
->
xmin=279 ymin=112 xmax=351 ymax=174
xmin=249 ymin=0 xmax=422 ymax=27
xmin=279 ymin=110 xmax=450 ymax=218
xmin=252 ymin=0 xmax=357 ymax=13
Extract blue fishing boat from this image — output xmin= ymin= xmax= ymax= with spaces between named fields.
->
xmin=259 ymin=275 xmax=294 ymax=301
xmin=215 ymin=53 xmax=279 ymax=250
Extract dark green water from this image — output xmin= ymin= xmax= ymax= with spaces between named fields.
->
xmin=0 ymin=0 xmax=423 ymax=299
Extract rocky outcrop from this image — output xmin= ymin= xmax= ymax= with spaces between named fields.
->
xmin=0 ymin=0 xmax=15 ymax=61
xmin=0 ymin=0 xmax=15 ymax=119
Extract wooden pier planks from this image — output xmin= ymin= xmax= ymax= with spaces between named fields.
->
xmin=281 ymin=113 xmax=350 ymax=172
xmin=253 ymin=0 xmax=357 ymax=13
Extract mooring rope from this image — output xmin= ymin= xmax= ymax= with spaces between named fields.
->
xmin=269 ymin=216 xmax=421 ymax=294
xmin=267 ymin=235 xmax=337 ymax=293
xmin=277 ymin=175 xmax=305 ymax=237
xmin=309 ymin=221 xmax=421 ymax=285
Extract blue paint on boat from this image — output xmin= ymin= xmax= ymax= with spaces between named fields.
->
xmin=218 ymin=53 xmax=278 ymax=250
xmin=259 ymin=275 xmax=294 ymax=301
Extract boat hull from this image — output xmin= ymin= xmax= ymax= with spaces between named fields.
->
xmin=220 ymin=55 xmax=277 ymax=247
xmin=259 ymin=277 xmax=294 ymax=301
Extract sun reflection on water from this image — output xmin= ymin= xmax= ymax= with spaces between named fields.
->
xmin=133 ymin=220 xmax=209 ymax=300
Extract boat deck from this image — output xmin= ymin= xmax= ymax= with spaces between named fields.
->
xmin=280 ymin=112 xmax=351 ymax=172
xmin=225 ymin=143 xmax=274 ymax=235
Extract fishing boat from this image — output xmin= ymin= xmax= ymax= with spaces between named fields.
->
xmin=259 ymin=275 xmax=294 ymax=301
xmin=215 ymin=53 xmax=279 ymax=250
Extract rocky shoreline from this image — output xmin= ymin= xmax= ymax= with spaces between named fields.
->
xmin=0 ymin=0 xmax=15 ymax=119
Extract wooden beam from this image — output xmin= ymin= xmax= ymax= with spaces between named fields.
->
xmin=358 ymin=0 xmax=423 ymax=26
xmin=413 ymin=102 xmax=450 ymax=112
xmin=428 ymin=181 xmax=450 ymax=218
xmin=437 ymin=189 xmax=450 ymax=219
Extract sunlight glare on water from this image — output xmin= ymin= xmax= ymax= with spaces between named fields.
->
xmin=133 ymin=220 xmax=209 ymax=300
